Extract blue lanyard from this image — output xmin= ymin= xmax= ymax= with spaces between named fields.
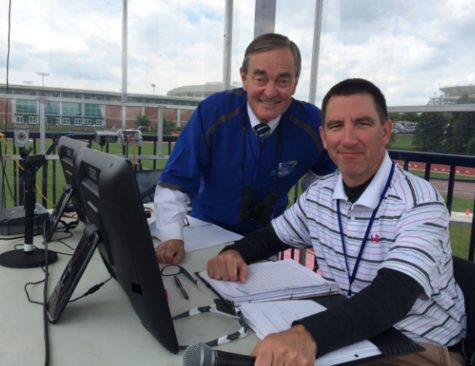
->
xmin=336 ymin=162 xmax=395 ymax=296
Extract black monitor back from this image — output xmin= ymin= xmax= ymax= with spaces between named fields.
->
xmin=74 ymin=147 xmax=179 ymax=353
xmin=57 ymin=136 xmax=88 ymax=222
xmin=43 ymin=136 xmax=88 ymax=241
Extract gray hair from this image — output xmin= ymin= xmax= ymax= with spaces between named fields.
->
xmin=241 ymin=33 xmax=301 ymax=78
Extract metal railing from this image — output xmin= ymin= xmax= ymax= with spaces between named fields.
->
xmin=285 ymin=149 xmax=475 ymax=264
xmin=1 ymin=132 xmax=474 ymax=260
xmin=0 ymin=131 xmax=177 ymax=208
xmin=389 ymin=149 xmax=475 ymax=261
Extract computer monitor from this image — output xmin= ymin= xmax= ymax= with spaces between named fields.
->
xmin=135 ymin=168 xmax=162 ymax=203
xmin=43 ymin=136 xmax=88 ymax=242
xmin=73 ymin=147 xmax=179 ymax=353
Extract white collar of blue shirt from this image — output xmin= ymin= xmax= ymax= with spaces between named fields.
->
xmin=247 ymin=104 xmax=281 ymax=134
xmin=333 ymin=152 xmax=394 ymax=209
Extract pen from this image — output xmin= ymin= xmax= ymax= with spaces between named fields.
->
xmin=174 ymin=275 xmax=189 ymax=300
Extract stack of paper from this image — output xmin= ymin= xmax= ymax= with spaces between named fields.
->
xmin=240 ymin=300 xmax=381 ymax=366
xmin=199 ymin=259 xmax=338 ymax=305
xmin=148 ymin=215 xmax=243 ymax=252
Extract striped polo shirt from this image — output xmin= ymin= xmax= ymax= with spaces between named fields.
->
xmin=272 ymin=152 xmax=466 ymax=346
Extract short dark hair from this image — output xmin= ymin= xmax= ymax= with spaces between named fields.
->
xmin=241 ymin=33 xmax=301 ymax=78
xmin=321 ymin=78 xmax=388 ymax=124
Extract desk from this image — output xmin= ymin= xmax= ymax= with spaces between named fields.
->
xmin=0 ymin=223 xmax=257 ymax=365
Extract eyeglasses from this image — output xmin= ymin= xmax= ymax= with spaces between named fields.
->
xmin=160 ymin=264 xmax=198 ymax=286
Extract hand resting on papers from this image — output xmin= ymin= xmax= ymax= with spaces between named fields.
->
xmin=206 ymin=249 xmax=248 ymax=283
xmin=251 ymin=325 xmax=317 ymax=366
xmin=155 ymin=239 xmax=185 ymax=264
xmin=207 ymin=252 xmax=318 ymax=366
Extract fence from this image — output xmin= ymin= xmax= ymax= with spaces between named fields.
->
xmin=1 ymin=132 xmax=474 ymax=260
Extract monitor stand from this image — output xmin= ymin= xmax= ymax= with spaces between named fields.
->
xmin=47 ymin=224 xmax=101 ymax=323
xmin=42 ymin=186 xmax=74 ymax=242
xmin=0 ymin=153 xmax=58 ymax=268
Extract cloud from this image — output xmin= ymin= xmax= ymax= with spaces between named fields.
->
xmin=0 ymin=0 xmax=474 ymax=106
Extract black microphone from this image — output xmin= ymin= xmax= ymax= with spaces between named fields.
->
xmin=182 ymin=343 xmax=255 ymax=366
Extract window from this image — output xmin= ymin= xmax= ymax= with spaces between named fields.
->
xmin=63 ymin=102 xmax=82 ymax=116
xmin=16 ymin=100 xmax=37 ymax=114
xmin=46 ymin=101 xmax=60 ymax=115
xmin=84 ymin=103 xmax=104 ymax=118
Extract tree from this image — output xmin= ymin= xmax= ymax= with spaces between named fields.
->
xmin=467 ymin=136 xmax=475 ymax=155
xmin=446 ymin=112 xmax=475 ymax=154
xmin=163 ymin=119 xmax=178 ymax=135
xmin=136 ymin=114 xmax=150 ymax=131
xmin=445 ymin=94 xmax=475 ymax=154
xmin=413 ymin=112 xmax=449 ymax=153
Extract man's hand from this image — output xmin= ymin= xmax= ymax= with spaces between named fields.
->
xmin=252 ymin=324 xmax=317 ymax=366
xmin=155 ymin=239 xmax=185 ymax=264
xmin=207 ymin=250 xmax=248 ymax=283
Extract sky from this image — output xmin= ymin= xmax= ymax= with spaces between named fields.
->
xmin=1 ymin=0 xmax=474 ymax=106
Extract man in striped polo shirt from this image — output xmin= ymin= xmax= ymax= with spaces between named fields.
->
xmin=207 ymin=78 xmax=467 ymax=365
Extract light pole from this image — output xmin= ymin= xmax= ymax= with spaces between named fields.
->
xmin=151 ymin=83 xmax=156 ymax=94
xmin=37 ymin=72 xmax=49 ymax=87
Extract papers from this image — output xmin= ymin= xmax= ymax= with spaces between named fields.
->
xmin=183 ymin=217 xmax=243 ymax=251
xmin=148 ymin=215 xmax=242 ymax=252
xmin=240 ymin=300 xmax=381 ymax=366
xmin=199 ymin=259 xmax=338 ymax=305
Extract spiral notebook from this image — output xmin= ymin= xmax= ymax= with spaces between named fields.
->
xmin=198 ymin=259 xmax=339 ymax=305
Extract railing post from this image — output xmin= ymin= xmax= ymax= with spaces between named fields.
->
xmin=446 ymin=165 xmax=456 ymax=213
xmin=156 ymin=106 xmax=164 ymax=158
xmin=470 ymin=195 xmax=475 ymax=261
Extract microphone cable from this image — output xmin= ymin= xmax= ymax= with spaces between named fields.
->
xmin=43 ymin=238 xmax=51 ymax=366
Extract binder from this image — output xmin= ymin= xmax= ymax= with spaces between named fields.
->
xmin=198 ymin=259 xmax=339 ymax=305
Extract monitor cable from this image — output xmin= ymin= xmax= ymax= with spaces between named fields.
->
xmin=43 ymin=238 xmax=51 ymax=366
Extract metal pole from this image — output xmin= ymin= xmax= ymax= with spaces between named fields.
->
xmin=121 ymin=0 xmax=128 ymax=128
xmin=37 ymin=72 xmax=49 ymax=88
xmin=223 ymin=0 xmax=233 ymax=90
xmin=38 ymin=97 xmax=46 ymax=154
xmin=254 ymin=0 xmax=276 ymax=37
xmin=157 ymin=107 xmax=164 ymax=158
xmin=309 ymin=0 xmax=323 ymax=105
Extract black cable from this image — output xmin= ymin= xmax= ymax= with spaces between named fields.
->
xmin=69 ymin=276 xmax=112 ymax=302
xmin=25 ymin=275 xmax=113 ymax=306
xmin=0 ymin=234 xmax=27 ymax=240
xmin=24 ymin=278 xmax=46 ymax=305
xmin=48 ymin=231 xmax=75 ymax=244
xmin=43 ymin=238 xmax=51 ymax=366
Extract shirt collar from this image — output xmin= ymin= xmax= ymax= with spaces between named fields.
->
xmin=333 ymin=152 xmax=393 ymax=209
xmin=247 ymin=103 xmax=280 ymax=134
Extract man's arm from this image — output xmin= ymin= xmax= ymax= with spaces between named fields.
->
xmin=153 ymin=185 xmax=188 ymax=264
xmin=207 ymin=225 xmax=290 ymax=282
xmin=249 ymin=268 xmax=422 ymax=365
xmin=153 ymin=99 xmax=218 ymax=265
xmin=221 ymin=224 xmax=290 ymax=263
xmin=295 ymin=268 xmax=423 ymax=357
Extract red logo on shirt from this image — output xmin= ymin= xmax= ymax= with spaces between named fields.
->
xmin=370 ymin=234 xmax=381 ymax=243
